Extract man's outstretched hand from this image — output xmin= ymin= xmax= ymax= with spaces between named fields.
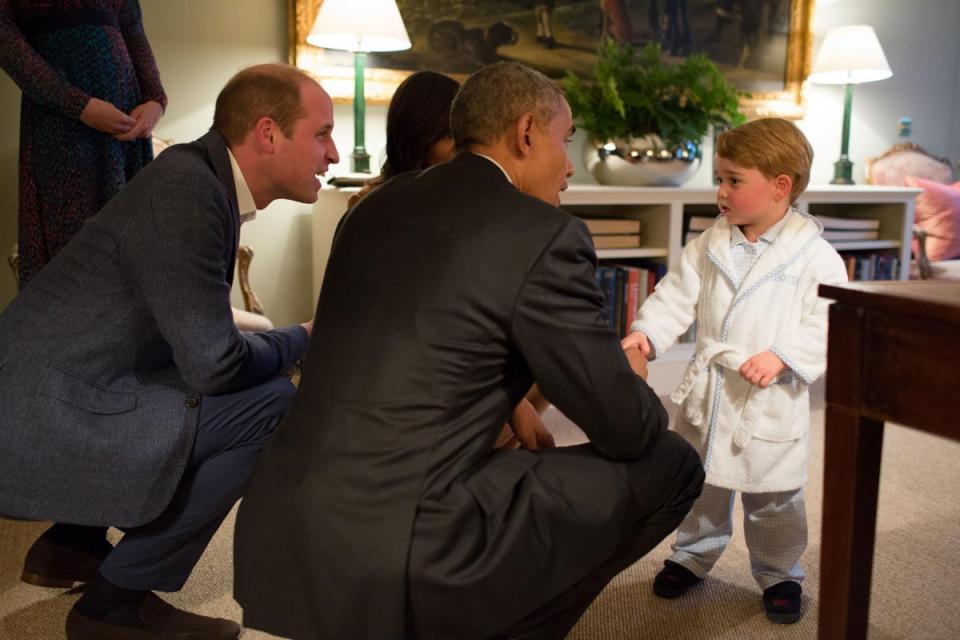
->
xmin=623 ymin=345 xmax=649 ymax=380
xmin=620 ymin=330 xmax=651 ymax=357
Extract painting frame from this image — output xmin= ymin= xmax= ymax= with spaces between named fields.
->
xmin=288 ymin=0 xmax=815 ymax=119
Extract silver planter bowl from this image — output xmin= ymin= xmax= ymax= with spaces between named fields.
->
xmin=584 ymin=134 xmax=702 ymax=187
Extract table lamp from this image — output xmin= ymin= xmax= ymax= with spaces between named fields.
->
xmin=307 ymin=0 xmax=411 ymax=173
xmin=808 ymin=25 xmax=892 ymax=185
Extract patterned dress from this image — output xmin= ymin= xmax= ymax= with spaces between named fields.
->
xmin=0 ymin=0 xmax=166 ymax=285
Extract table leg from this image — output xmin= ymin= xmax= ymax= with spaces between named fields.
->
xmin=818 ymin=407 xmax=885 ymax=640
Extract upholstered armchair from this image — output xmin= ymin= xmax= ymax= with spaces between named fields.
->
xmin=865 ymin=143 xmax=960 ymax=279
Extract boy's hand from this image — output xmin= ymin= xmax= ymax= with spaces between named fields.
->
xmin=739 ymin=350 xmax=786 ymax=388
xmin=621 ymin=330 xmax=651 ymax=357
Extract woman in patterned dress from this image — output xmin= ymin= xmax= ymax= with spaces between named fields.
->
xmin=0 ymin=0 xmax=166 ymax=286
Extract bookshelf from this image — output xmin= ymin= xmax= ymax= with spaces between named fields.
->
xmin=312 ymin=184 xmax=919 ymax=395
xmin=560 ymin=184 xmax=918 ymax=276
xmin=561 ymin=184 xmax=919 ymax=392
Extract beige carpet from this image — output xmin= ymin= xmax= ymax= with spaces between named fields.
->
xmin=2 ymin=388 xmax=959 ymax=639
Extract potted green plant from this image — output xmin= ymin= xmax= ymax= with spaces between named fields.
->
xmin=564 ymin=39 xmax=747 ymax=186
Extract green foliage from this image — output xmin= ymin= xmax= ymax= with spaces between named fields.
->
xmin=563 ymin=39 xmax=747 ymax=146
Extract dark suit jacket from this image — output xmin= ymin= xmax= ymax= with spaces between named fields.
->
xmin=234 ymin=153 xmax=667 ymax=639
xmin=0 ymin=131 xmax=308 ymax=527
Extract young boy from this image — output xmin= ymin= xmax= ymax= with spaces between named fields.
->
xmin=622 ymin=118 xmax=848 ymax=623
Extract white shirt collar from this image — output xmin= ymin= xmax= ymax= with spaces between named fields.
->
xmin=227 ymin=148 xmax=258 ymax=224
xmin=730 ymin=210 xmax=790 ymax=247
xmin=472 ymin=153 xmax=513 ymax=184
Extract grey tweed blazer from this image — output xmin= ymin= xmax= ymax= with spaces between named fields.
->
xmin=0 ymin=131 xmax=308 ymax=528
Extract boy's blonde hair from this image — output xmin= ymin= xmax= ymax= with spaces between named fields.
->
xmin=716 ymin=118 xmax=813 ymax=203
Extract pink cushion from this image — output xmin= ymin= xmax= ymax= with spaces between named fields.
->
xmin=870 ymin=149 xmax=954 ymax=186
xmin=906 ymin=176 xmax=960 ymax=261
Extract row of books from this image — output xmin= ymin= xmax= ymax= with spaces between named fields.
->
xmin=683 ymin=214 xmax=885 ymax=244
xmin=583 ymin=217 xmax=643 ymax=249
xmin=595 ymin=261 xmax=667 ymax=336
xmin=684 ymin=214 xmax=714 ymax=245
xmin=838 ymin=251 xmax=901 ymax=281
xmin=816 ymin=215 xmax=881 ymax=241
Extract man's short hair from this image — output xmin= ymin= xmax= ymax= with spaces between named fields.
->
xmin=716 ymin=117 xmax=813 ymax=204
xmin=450 ymin=61 xmax=564 ymax=150
xmin=213 ymin=64 xmax=318 ymax=146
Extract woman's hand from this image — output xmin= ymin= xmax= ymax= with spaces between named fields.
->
xmin=114 ymin=100 xmax=165 ymax=141
xmin=79 ymin=97 xmax=136 ymax=135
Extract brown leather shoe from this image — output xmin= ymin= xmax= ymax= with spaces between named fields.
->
xmin=21 ymin=535 xmax=108 ymax=588
xmin=65 ymin=593 xmax=241 ymax=639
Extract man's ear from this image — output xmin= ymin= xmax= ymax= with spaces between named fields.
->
xmin=514 ymin=113 xmax=536 ymax=157
xmin=253 ymin=116 xmax=277 ymax=152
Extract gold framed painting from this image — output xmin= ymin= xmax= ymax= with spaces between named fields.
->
xmin=289 ymin=0 xmax=815 ymax=118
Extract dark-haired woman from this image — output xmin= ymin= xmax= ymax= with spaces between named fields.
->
xmin=349 ymin=70 xmax=459 ymax=208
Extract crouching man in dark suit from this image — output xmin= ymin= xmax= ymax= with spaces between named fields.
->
xmin=0 ymin=63 xmax=339 ymax=640
xmin=234 ymin=61 xmax=704 ymax=640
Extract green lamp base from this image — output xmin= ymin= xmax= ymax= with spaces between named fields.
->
xmin=352 ymin=148 xmax=370 ymax=174
xmin=831 ymin=157 xmax=854 ymax=185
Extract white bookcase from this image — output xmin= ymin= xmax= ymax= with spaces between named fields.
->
xmin=559 ymin=184 xmax=918 ymax=393
xmin=312 ymin=183 xmax=919 ymax=395
xmin=560 ymin=184 xmax=918 ymax=276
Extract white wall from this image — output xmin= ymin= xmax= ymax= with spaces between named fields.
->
xmin=0 ymin=0 xmax=315 ymax=325
xmin=0 ymin=70 xmax=20 ymax=310
xmin=2 ymin=0 xmax=958 ymax=320
xmin=798 ymin=0 xmax=960 ymax=185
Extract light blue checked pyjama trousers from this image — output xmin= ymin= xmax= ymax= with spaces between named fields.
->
xmin=667 ymin=483 xmax=807 ymax=590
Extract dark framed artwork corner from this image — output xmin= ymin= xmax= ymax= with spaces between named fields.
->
xmin=290 ymin=0 xmax=814 ymax=117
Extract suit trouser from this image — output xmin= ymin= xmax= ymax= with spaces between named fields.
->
xmin=668 ymin=483 xmax=807 ymax=590
xmin=493 ymin=431 xmax=705 ymax=640
xmin=99 ymin=376 xmax=296 ymax=591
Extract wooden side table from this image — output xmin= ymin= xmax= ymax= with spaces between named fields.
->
xmin=818 ymin=280 xmax=960 ymax=639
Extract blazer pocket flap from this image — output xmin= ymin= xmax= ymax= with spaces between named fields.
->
xmin=463 ymin=450 xmax=539 ymax=518
xmin=38 ymin=368 xmax=137 ymax=415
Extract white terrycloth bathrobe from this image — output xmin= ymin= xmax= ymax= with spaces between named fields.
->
xmin=633 ymin=209 xmax=848 ymax=492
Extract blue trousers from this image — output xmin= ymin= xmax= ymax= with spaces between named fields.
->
xmin=99 ymin=377 xmax=295 ymax=591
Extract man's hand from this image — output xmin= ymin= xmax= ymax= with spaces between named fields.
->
xmin=621 ymin=330 xmax=651 ymax=357
xmin=493 ymin=424 xmax=519 ymax=450
xmin=739 ymin=350 xmax=786 ymax=388
xmin=80 ymin=97 xmax=136 ymax=135
xmin=300 ymin=319 xmax=314 ymax=337
xmin=501 ymin=398 xmax=555 ymax=450
xmin=623 ymin=345 xmax=649 ymax=380
xmin=114 ymin=101 xmax=165 ymax=141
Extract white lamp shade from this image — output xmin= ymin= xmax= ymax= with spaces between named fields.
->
xmin=307 ymin=0 xmax=411 ymax=53
xmin=808 ymin=25 xmax=892 ymax=85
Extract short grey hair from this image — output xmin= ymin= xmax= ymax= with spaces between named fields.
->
xmin=451 ymin=61 xmax=564 ymax=150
